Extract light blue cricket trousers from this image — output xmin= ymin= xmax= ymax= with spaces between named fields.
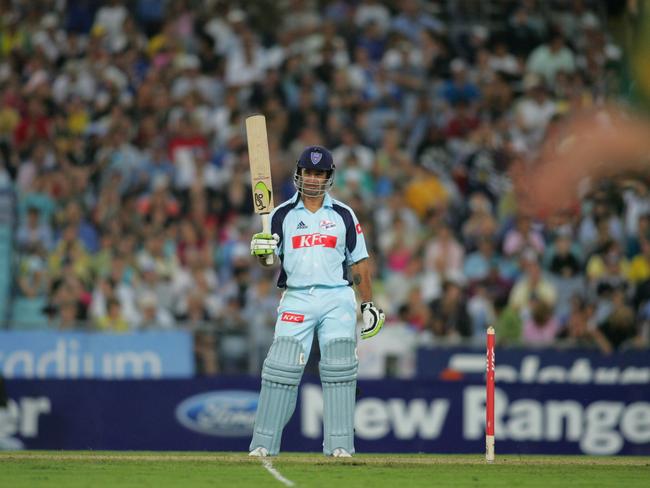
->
xmin=274 ymin=285 xmax=357 ymax=358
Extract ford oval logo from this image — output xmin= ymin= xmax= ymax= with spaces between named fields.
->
xmin=175 ymin=390 xmax=258 ymax=437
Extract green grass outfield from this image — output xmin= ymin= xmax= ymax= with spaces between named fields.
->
xmin=1 ymin=452 xmax=648 ymax=487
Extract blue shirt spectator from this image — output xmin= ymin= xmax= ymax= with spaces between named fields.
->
xmin=438 ymin=59 xmax=480 ymax=105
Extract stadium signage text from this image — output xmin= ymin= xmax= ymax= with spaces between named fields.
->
xmin=0 ymin=332 xmax=194 ymax=379
xmin=302 ymin=385 xmax=650 ymax=455
xmin=3 ymin=378 xmax=649 ymax=455
xmin=417 ymin=347 xmax=650 ymax=384
xmin=452 ymin=354 xmax=650 ymax=384
xmin=463 ymin=387 xmax=650 ymax=455
xmin=0 ymin=396 xmax=51 ymax=449
xmin=302 ymin=384 xmax=449 ymax=440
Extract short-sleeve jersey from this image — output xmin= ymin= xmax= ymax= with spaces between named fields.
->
xmin=270 ymin=192 xmax=369 ymax=288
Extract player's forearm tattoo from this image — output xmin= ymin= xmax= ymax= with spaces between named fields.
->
xmin=353 ymin=273 xmax=362 ymax=285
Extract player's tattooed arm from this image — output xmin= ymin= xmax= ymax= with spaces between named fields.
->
xmin=350 ymin=258 xmax=372 ymax=303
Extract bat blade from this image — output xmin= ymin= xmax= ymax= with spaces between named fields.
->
xmin=245 ymin=115 xmax=274 ymax=215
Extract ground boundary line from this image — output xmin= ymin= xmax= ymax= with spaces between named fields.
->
xmin=0 ymin=453 xmax=648 ymax=467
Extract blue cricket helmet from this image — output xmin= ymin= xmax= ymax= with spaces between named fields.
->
xmin=294 ymin=145 xmax=336 ymax=197
xmin=296 ymin=146 xmax=335 ymax=171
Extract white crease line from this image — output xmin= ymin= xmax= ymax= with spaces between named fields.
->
xmin=261 ymin=459 xmax=296 ymax=487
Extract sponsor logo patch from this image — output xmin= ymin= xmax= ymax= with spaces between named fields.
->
xmin=175 ymin=390 xmax=258 ymax=437
xmin=281 ymin=312 xmax=305 ymax=323
xmin=356 ymin=223 xmax=363 ymax=234
xmin=297 ymin=221 xmax=308 ymax=230
xmin=292 ymin=233 xmax=337 ymax=249
xmin=320 ymin=219 xmax=336 ymax=230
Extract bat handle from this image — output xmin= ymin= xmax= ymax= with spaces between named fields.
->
xmin=261 ymin=213 xmax=274 ymax=266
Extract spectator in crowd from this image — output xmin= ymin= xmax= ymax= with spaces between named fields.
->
xmin=522 ymin=294 xmax=560 ymax=346
xmin=424 ymin=222 xmax=465 ymax=281
xmin=502 ymin=213 xmax=545 ymax=258
xmin=461 ymin=192 xmax=498 ymax=248
xmin=398 ymin=286 xmax=432 ymax=332
xmin=429 ymin=275 xmax=471 ymax=339
xmin=16 ymin=245 xmax=49 ymax=299
xmin=494 ymin=293 xmax=523 ymax=345
xmin=467 ymin=282 xmax=497 ymax=338
xmin=526 ymin=30 xmax=576 ymax=85
xmin=16 ymin=207 xmax=52 ymax=256
xmin=628 ymin=235 xmax=650 ymax=284
xmin=509 ymin=250 xmax=558 ymax=319
xmin=53 ymin=300 xmax=81 ymax=331
xmin=464 ymin=236 xmax=500 ymax=284
xmin=438 ymin=58 xmax=480 ymax=106
xmin=244 ymin=277 xmax=278 ymax=373
xmin=545 ymin=228 xmax=585 ymax=321
xmin=599 ymin=287 xmax=641 ymax=350
xmin=558 ymin=295 xmax=612 ymax=353
xmin=586 ymin=240 xmax=630 ymax=300
xmin=136 ymin=290 xmax=175 ymax=330
xmin=177 ymin=290 xmax=218 ymax=375
xmin=513 ymin=73 xmax=556 ymax=150
xmin=95 ymin=297 xmax=129 ymax=332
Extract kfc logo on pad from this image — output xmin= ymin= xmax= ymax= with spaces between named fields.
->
xmin=281 ymin=312 xmax=305 ymax=323
xmin=292 ymin=233 xmax=337 ymax=249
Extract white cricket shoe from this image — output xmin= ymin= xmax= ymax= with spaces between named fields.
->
xmin=249 ymin=447 xmax=269 ymax=457
xmin=332 ymin=448 xmax=352 ymax=458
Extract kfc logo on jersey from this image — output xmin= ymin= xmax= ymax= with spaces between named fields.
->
xmin=281 ymin=312 xmax=305 ymax=323
xmin=292 ymin=233 xmax=338 ymax=249
xmin=356 ymin=223 xmax=363 ymax=234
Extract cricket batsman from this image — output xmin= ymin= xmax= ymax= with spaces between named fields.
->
xmin=248 ymin=145 xmax=385 ymax=457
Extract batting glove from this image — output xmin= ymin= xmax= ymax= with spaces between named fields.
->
xmin=360 ymin=302 xmax=385 ymax=339
xmin=251 ymin=233 xmax=279 ymax=257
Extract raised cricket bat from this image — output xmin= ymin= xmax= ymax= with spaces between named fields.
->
xmin=245 ymin=114 xmax=275 ymax=265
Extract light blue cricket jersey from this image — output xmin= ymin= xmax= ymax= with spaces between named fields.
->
xmin=270 ymin=192 xmax=369 ymax=288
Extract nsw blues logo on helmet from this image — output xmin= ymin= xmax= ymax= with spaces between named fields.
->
xmin=294 ymin=145 xmax=336 ymax=197
xmin=297 ymin=145 xmax=334 ymax=171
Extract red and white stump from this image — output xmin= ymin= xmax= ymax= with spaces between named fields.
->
xmin=486 ymin=326 xmax=495 ymax=463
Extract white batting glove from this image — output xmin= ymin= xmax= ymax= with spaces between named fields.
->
xmin=360 ymin=302 xmax=385 ymax=339
xmin=250 ymin=233 xmax=279 ymax=257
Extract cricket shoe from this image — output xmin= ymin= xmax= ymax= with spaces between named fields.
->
xmin=332 ymin=448 xmax=352 ymax=458
xmin=249 ymin=447 xmax=269 ymax=457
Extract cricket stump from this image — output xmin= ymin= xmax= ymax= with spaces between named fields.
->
xmin=486 ymin=326 xmax=495 ymax=463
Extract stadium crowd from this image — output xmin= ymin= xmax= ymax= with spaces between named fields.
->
xmin=1 ymin=0 xmax=648 ymax=374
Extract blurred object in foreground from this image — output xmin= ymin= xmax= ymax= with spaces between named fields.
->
xmin=514 ymin=0 xmax=650 ymax=216
xmin=512 ymin=105 xmax=650 ymax=215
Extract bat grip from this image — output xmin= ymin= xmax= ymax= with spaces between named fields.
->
xmin=261 ymin=214 xmax=274 ymax=266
